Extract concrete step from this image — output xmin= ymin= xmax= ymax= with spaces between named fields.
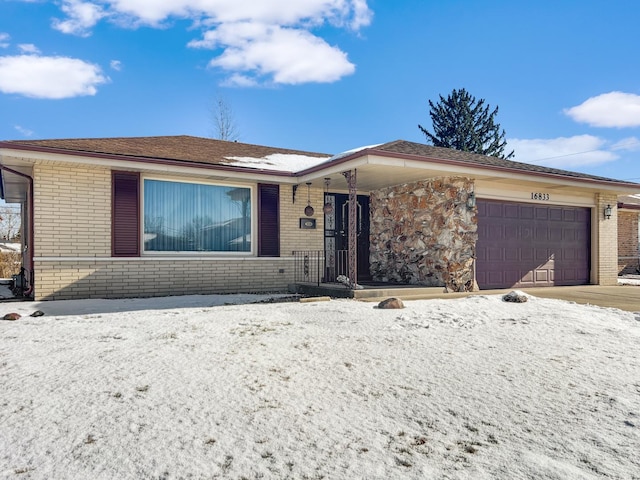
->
xmin=353 ymin=286 xmax=444 ymax=299
xmin=291 ymin=282 xmax=446 ymax=300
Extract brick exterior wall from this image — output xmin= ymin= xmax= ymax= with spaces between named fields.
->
xmin=279 ymin=185 xmax=324 ymax=254
xmin=33 ymin=163 xmax=111 ymax=257
xmin=618 ymin=210 xmax=640 ymax=274
xmin=35 ymin=258 xmax=295 ymax=300
xmin=596 ymin=193 xmax=619 ymax=285
xmin=32 ymin=162 xmax=325 ymax=300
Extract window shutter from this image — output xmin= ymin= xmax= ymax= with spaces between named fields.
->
xmin=112 ymin=171 xmax=140 ymax=257
xmin=258 ymin=184 xmax=280 ymax=257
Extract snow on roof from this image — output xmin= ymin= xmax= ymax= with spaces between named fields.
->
xmin=222 ymin=144 xmax=383 ymax=174
xmin=223 ymin=153 xmax=332 ymax=173
xmin=327 ymin=143 xmax=383 ymax=162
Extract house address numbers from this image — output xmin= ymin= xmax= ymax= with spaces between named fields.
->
xmin=531 ymin=192 xmax=550 ymax=201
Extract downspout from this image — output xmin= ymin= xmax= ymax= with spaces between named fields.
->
xmin=0 ymin=165 xmax=34 ymax=297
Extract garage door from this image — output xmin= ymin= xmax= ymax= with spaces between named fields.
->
xmin=476 ymin=200 xmax=591 ymax=289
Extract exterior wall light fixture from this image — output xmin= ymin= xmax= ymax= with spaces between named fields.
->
xmin=466 ymin=191 xmax=476 ymax=209
xmin=323 ymin=178 xmax=333 ymax=215
xmin=304 ymin=182 xmax=315 ymax=217
xmin=604 ymin=204 xmax=612 ymax=220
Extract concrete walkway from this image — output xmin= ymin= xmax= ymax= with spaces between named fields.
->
xmin=350 ymin=284 xmax=640 ymax=312
xmin=415 ymin=285 xmax=640 ymax=313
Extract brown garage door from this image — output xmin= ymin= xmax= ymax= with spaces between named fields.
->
xmin=476 ymin=200 xmax=591 ymax=289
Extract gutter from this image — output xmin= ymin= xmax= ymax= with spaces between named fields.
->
xmin=0 ymin=165 xmax=34 ymax=297
xmin=618 ymin=202 xmax=640 ymax=211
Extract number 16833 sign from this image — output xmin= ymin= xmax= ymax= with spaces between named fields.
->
xmin=531 ymin=192 xmax=550 ymax=201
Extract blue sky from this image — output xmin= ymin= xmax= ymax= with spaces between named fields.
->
xmin=1 ymin=0 xmax=640 ymax=183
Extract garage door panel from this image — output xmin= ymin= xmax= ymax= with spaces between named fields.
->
xmin=505 ymin=248 xmax=519 ymax=261
xmin=535 ymin=228 xmax=548 ymax=241
xmin=488 ymin=225 xmax=502 ymax=240
xmin=535 ymin=269 xmax=549 ymax=282
xmin=563 ymin=229 xmax=576 ymax=241
xmin=520 ymin=248 xmax=534 ymax=261
xmin=505 ymin=225 xmax=518 ymax=239
xmin=476 ymin=200 xmax=590 ymax=289
xmin=504 ymin=205 xmax=519 ymax=218
xmin=535 ymin=207 xmax=548 ymax=220
xmin=576 ymin=209 xmax=590 ymax=222
xmin=519 ymin=270 xmax=535 ymax=285
xmin=487 ymin=203 xmax=503 ymax=217
xmin=549 ymin=227 xmax=562 ymax=242
xmin=487 ymin=271 xmax=505 ymax=284
xmin=487 ymin=247 xmax=503 ymax=261
xmin=520 ymin=206 xmax=534 ymax=219
xmin=521 ymin=226 xmax=534 ymax=240
xmin=549 ymin=208 xmax=563 ymax=221
xmin=535 ymin=248 xmax=550 ymax=261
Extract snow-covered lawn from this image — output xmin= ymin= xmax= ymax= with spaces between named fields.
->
xmin=1 ymin=293 xmax=639 ymax=479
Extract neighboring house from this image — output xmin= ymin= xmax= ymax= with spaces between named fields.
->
xmin=0 ymin=135 xmax=639 ymax=300
xmin=617 ymin=194 xmax=640 ymax=275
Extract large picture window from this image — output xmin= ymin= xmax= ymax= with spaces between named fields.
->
xmin=143 ymin=179 xmax=252 ymax=253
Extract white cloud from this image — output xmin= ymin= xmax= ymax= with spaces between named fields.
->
xmin=564 ymin=91 xmax=640 ymax=128
xmin=0 ymin=33 xmax=9 ymax=48
xmin=610 ymin=136 xmax=640 ymax=152
xmin=110 ymin=59 xmax=122 ymax=71
xmin=51 ymin=0 xmax=371 ymax=85
xmin=17 ymin=44 xmax=40 ymax=54
xmin=52 ymin=0 xmax=106 ymax=37
xmin=222 ymin=73 xmax=258 ymax=88
xmin=508 ymin=135 xmax=618 ymax=168
xmin=103 ymin=0 xmax=372 ymax=28
xmin=192 ymin=23 xmax=354 ymax=84
xmin=0 ymin=55 xmax=108 ymax=99
xmin=14 ymin=125 xmax=34 ymax=137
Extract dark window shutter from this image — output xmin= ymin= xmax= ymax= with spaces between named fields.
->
xmin=258 ymin=184 xmax=280 ymax=257
xmin=112 ymin=171 xmax=140 ymax=257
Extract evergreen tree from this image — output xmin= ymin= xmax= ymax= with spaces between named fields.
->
xmin=419 ymin=88 xmax=514 ymax=159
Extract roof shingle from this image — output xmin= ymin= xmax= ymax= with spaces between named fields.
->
xmin=371 ymin=140 xmax=635 ymax=185
xmin=2 ymin=135 xmax=330 ymax=167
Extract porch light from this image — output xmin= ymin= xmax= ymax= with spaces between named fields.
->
xmin=304 ymin=182 xmax=315 ymax=216
xmin=466 ymin=191 xmax=476 ymax=209
xmin=323 ymin=178 xmax=333 ymax=215
xmin=604 ymin=204 xmax=612 ymax=220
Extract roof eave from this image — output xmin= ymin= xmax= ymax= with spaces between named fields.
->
xmin=297 ymin=147 xmax=640 ymax=192
xmin=0 ymin=143 xmax=298 ymax=179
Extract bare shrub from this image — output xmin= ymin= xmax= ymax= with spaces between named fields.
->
xmin=0 ymin=252 xmax=21 ymax=279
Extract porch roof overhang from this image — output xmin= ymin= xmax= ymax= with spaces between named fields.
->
xmin=297 ymin=148 xmax=640 ymax=197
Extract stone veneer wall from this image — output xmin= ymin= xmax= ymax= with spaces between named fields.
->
xmin=369 ymin=177 xmax=477 ymax=292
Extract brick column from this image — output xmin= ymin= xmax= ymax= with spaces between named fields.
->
xmin=596 ymin=193 xmax=618 ymax=285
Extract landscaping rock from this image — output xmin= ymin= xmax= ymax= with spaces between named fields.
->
xmin=377 ymin=297 xmax=405 ymax=309
xmin=3 ymin=312 xmax=21 ymax=321
xmin=502 ymin=291 xmax=528 ymax=303
xmin=30 ymin=310 xmax=45 ymax=317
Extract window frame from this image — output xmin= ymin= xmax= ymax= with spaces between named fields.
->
xmin=141 ymin=175 xmax=257 ymax=256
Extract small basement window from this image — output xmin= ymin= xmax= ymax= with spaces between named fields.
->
xmin=143 ymin=178 xmax=253 ymax=253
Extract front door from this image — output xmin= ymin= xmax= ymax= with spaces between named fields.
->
xmin=324 ymin=193 xmax=371 ymax=282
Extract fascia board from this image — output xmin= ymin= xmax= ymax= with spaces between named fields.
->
xmin=0 ymin=147 xmax=299 ymax=185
